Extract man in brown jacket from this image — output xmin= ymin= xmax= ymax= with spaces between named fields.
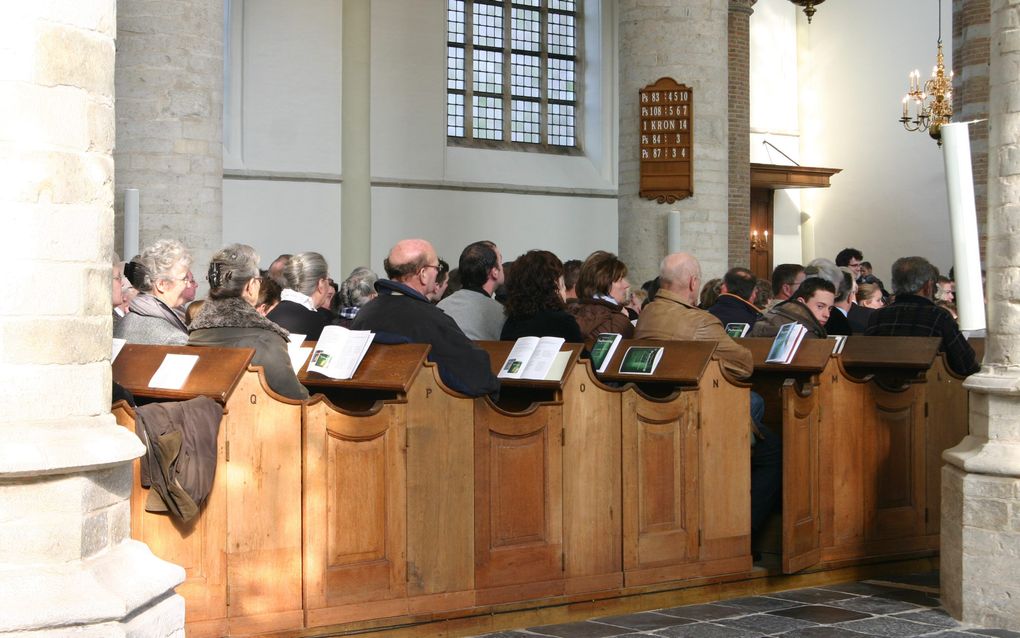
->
xmin=635 ymin=252 xmax=753 ymax=378
xmin=636 ymin=252 xmax=779 ymax=544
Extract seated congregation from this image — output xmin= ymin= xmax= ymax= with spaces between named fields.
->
xmin=110 ymin=237 xmax=979 ymax=635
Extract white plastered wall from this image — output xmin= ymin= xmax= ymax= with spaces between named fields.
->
xmin=222 ymin=0 xmax=342 ymax=270
xmin=751 ymin=0 xmax=955 ymax=282
xmin=223 ymin=0 xmax=618 ymax=275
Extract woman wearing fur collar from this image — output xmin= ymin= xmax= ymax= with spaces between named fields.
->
xmin=189 ymin=244 xmax=309 ymax=400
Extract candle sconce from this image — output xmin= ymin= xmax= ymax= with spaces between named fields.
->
xmin=750 ymin=229 xmax=769 ymax=250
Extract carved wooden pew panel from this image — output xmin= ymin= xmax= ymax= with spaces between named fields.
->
xmin=113 ymin=344 xmax=304 ymax=637
xmin=739 ymin=337 xmax=832 ymax=574
xmin=601 ymin=340 xmax=752 ymax=586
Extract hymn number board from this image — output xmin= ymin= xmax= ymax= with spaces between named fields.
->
xmin=639 ymin=78 xmax=693 ymax=203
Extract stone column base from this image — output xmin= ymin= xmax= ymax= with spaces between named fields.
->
xmin=941 ymin=464 xmax=1020 ymax=630
xmin=0 ymin=540 xmax=184 ymax=637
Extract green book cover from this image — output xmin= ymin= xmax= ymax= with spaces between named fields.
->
xmin=590 ymin=333 xmax=622 ymax=373
xmin=618 ymin=346 xmax=663 ymax=375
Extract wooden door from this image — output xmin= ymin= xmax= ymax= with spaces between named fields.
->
xmin=303 ymin=397 xmax=408 ymax=627
xmin=781 ymin=380 xmax=822 ymax=573
xmin=622 ymin=391 xmax=700 ymax=585
xmin=863 ymin=382 xmax=927 ymax=542
xmin=474 ymin=400 xmax=564 ymax=603
xmin=750 ymin=188 xmax=773 ymax=279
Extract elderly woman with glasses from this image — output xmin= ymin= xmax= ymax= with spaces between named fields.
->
xmin=114 ymin=239 xmax=192 ymax=345
xmin=189 ymin=244 xmax=309 ymax=400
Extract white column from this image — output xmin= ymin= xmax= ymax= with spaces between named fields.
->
xmin=341 ymin=0 xmax=372 ymax=276
xmin=941 ymin=0 xmax=1020 ymax=630
xmin=0 ymin=2 xmax=184 ymax=635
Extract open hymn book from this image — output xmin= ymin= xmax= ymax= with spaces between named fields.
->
xmin=307 ymin=326 xmax=375 ymax=380
xmin=498 ymin=336 xmax=571 ymax=381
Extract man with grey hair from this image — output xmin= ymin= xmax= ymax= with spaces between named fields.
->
xmin=865 ymin=256 xmax=979 ymax=376
xmin=352 ymin=238 xmax=499 ymax=397
xmin=636 ymin=252 xmax=779 ymax=543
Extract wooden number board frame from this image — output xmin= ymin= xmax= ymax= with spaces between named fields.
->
xmin=639 ymin=78 xmax=693 ymax=203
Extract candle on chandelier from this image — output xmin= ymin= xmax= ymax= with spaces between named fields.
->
xmin=902 ymin=96 xmax=909 ymax=118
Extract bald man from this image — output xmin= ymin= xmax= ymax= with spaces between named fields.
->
xmin=635 ymin=252 xmax=752 ymax=378
xmin=636 ymin=252 xmax=779 ymax=541
xmin=352 ymin=239 xmax=499 ymax=397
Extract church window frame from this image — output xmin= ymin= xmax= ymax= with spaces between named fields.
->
xmin=447 ymin=0 xmax=582 ymax=154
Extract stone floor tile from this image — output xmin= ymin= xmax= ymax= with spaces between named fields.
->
xmin=969 ymin=630 xmax=1020 ymax=637
xmin=769 ymin=588 xmax=859 ymax=604
xmin=472 ymin=632 xmax=538 ymax=638
xmin=656 ymin=603 xmax=747 ymax=621
xmin=769 ymin=605 xmax=871 ymax=624
xmin=776 ymin=627 xmax=872 ymax=637
xmin=652 ymin=622 xmax=761 ymax=638
xmin=716 ymin=611 xmax=818 ymax=635
xmin=836 ymin=616 xmax=940 ymax=637
xmin=526 ymin=621 xmax=635 ymax=638
xmin=831 ymin=595 xmax=924 ymax=615
xmin=922 ymin=632 xmax=992 ymax=638
xmin=870 ymin=571 xmax=940 ymax=588
xmin=722 ymin=596 xmax=804 ymax=612
xmin=821 ymin=582 xmax=905 ymax=596
xmin=892 ymin=608 xmax=961 ymax=629
xmin=872 ymin=588 xmax=942 ymax=607
xmin=593 ymin=611 xmax=694 ymax=631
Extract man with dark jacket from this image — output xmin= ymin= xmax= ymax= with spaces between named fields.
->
xmin=866 ymin=256 xmax=980 ymax=377
xmin=708 ymin=267 xmax=762 ymax=331
xmin=352 ymin=238 xmax=500 ymax=397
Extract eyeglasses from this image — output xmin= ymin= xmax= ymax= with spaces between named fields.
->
xmin=421 ymin=264 xmax=441 ymax=273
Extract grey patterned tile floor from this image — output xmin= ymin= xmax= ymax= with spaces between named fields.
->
xmin=471 ymin=572 xmax=1020 ymax=638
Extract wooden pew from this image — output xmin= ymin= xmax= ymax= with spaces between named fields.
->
xmin=298 ymin=343 xmax=476 ymax=625
xmin=826 ymin=336 xmax=940 ymax=563
xmin=923 ymin=352 xmax=971 ymax=537
xmin=472 ymin=342 xmax=582 ymax=604
xmin=738 ymin=338 xmax=835 ymax=573
xmin=112 ymin=344 xmax=304 ymax=638
xmin=599 ymin=340 xmax=753 ymax=586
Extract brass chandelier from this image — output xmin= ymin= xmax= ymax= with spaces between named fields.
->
xmin=788 ymin=0 xmax=825 ymax=23
xmin=900 ymin=0 xmax=953 ymax=143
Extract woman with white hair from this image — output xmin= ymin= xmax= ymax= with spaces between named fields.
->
xmin=189 ymin=244 xmax=308 ymax=400
xmin=334 ymin=266 xmax=378 ymax=328
xmin=114 ymin=239 xmax=192 ymax=345
xmin=266 ymin=251 xmax=332 ymax=340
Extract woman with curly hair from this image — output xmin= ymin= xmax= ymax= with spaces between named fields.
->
xmin=500 ymin=250 xmax=584 ymax=343
xmin=114 ymin=239 xmax=192 ymax=345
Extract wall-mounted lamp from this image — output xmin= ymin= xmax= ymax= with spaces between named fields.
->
xmin=751 ymin=229 xmax=769 ymax=250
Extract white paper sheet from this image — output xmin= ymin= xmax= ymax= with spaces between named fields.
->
xmin=148 ymin=354 xmax=199 ymax=390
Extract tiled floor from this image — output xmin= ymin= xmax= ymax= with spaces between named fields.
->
xmin=471 ymin=572 xmax=1020 ymax=638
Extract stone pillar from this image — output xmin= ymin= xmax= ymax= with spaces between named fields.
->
xmin=618 ymin=0 xmax=730 ymax=284
xmin=114 ymin=0 xmax=224 ymax=279
xmin=941 ymin=0 xmax=1020 ymax=630
xmin=341 ymin=0 xmax=372 ymax=276
xmin=952 ymin=0 xmax=990 ymax=261
xmin=0 ymin=3 xmax=185 ymax=636
xmin=728 ymin=0 xmax=754 ymax=270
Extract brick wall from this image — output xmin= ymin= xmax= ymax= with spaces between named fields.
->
xmin=952 ymin=0 xmax=989 ymax=261
xmin=114 ymin=0 xmax=224 ymax=282
xmin=728 ymin=0 xmax=754 ymax=269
